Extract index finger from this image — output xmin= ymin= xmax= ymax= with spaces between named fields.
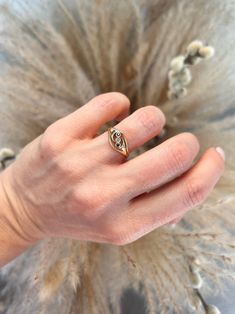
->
xmin=54 ymin=92 xmax=131 ymax=139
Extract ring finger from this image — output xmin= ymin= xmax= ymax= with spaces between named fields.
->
xmin=94 ymin=105 xmax=166 ymax=163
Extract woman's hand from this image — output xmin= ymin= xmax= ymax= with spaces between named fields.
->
xmin=0 ymin=92 xmax=225 ymax=251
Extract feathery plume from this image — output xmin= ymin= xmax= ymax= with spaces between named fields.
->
xmin=0 ymin=1 xmax=234 ymax=313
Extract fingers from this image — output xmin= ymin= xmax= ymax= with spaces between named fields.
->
xmin=108 ymin=147 xmax=225 ymax=245
xmin=54 ymin=92 xmax=131 ymax=139
xmin=94 ymin=105 xmax=166 ymax=162
xmin=120 ymin=132 xmax=200 ymax=198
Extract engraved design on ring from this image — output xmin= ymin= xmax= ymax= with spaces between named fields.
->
xmin=108 ymin=127 xmax=129 ymax=158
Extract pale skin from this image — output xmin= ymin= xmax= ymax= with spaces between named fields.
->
xmin=0 ymin=92 xmax=225 ymax=267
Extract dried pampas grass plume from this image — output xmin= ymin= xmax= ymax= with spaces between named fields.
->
xmin=39 ymin=259 xmax=68 ymax=302
xmin=0 ymin=1 xmax=235 ymax=313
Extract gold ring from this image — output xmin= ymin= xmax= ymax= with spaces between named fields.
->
xmin=108 ymin=127 xmax=129 ymax=158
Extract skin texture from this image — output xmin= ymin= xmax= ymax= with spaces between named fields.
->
xmin=0 ymin=92 xmax=225 ymax=266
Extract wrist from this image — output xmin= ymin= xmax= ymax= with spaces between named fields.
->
xmin=0 ymin=166 xmax=43 ymax=266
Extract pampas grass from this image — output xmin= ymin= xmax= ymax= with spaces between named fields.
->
xmin=0 ymin=0 xmax=235 ymax=313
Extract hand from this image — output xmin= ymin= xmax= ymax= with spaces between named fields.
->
xmin=1 ymin=92 xmax=225 ymax=246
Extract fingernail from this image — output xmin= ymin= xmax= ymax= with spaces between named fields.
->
xmin=215 ymin=147 xmax=225 ymax=161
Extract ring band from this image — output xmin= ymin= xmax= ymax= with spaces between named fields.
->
xmin=108 ymin=127 xmax=129 ymax=158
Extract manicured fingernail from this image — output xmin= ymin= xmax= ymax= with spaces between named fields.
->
xmin=215 ymin=147 xmax=225 ymax=161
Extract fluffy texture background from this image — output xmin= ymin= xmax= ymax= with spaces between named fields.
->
xmin=0 ymin=0 xmax=235 ymax=313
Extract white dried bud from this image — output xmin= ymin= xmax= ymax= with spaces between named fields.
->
xmin=186 ymin=40 xmax=203 ymax=55
xmin=189 ymin=56 xmax=201 ymax=65
xmin=168 ymin=69 xmax=177 ymax=80
xmin=167 ymin=87 xmax=187 ymax=100
xmin=178 ymin=68 xmax=192 ymax=85
xmin=191 ymin=263 xmax=200 ymax=273
xmin=0 ymin=148 xmax=15 ymax=161
xmin=189 ymin=271 xmax=203 ymax=289
xmin=177 ymin=87 xmax=187 ymax=97
xmin=206 ymin=304 xmax=221 ymax=314
xmin=170 ymin=55 xmax=185 ymax=73
xmin=169 ymin=79 xmax=182 ymax=91
xmin=198 ymin=46 xmax=215 ymax=59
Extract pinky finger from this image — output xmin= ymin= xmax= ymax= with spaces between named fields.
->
xmin=111 ymin=147 xmax=225 ymax=245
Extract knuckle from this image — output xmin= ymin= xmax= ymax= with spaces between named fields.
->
xmin=39 ymin=132 xmax=55 ymax=156
xmin=39 ymin=124 xmax=67 ymax=158
xmin=94 ymin=92 xmax=130 ymax=110
xmin=77 ymin=190 xmax=100 ymax=210
xmin=184 ymin=178 xmax=208 ymax=208
xmin=168 ymin=142 xmax=192 ymax=173
xmin=136 ymin=106 xmax=164 ymax=133
xmin=56 ymin=158 xmax=77 ymax=177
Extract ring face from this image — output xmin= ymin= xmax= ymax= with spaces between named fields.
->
xmin=108 ymin=127 xmax=129 ymax=158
